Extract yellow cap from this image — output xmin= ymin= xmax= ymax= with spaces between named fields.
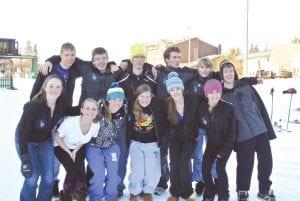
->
xmin=130 ymin=44 xmax=146 ymax=62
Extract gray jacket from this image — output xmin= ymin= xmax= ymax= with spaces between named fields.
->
xmin=222 ymin=80 xmax=270 ymax=142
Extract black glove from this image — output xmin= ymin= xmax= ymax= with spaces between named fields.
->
xmin=21 ymin=154 xmax=32 ymax=178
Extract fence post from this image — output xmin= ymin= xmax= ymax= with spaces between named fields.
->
xmin=8 ymin=74 xmax=17 ymax=90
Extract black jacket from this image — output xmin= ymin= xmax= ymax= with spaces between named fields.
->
xmin=127 ymin=98 xmax=168 ymax=151
xmin=155 ymin=65 xmax=197 ymax=100
xmin=198 ymin=100 xmax=236 ymax=157
xmin=30 ymin=63 xmax=80 ymax=106
xmin=17 ymin=98 xmax=65 ymax=156
xmin=167 ymin=94 xmax=199 ymax=141
xmin=118 ymin=63 xmax=156 ymax=109
xmin=47 ymin=56 xmax=121 ymax=105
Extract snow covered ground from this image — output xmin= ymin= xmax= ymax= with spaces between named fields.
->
xmin=0 ymin=77 xmax=299 ymax=201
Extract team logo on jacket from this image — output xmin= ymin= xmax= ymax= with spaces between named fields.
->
xmin=35 ymin=120 xmax=47 ymax=129
xmin=92 ymin=73 xmax=97 ymax=81
xmin=200 ymin=116 xmax=209 ymax=126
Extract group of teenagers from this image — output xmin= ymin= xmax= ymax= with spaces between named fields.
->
xmin=15 ymin=42 xmax=277 ymax=201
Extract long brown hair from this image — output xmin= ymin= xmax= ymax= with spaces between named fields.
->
xmin=133 ymin=84 xmax=152 ymax=122
xmin=101 ymin=99 xmax=113 ymax=122
xmin=166 ymin=96 xmax=178 ymax=125
xmin=32 ymin=74 xmax=64 ymax=104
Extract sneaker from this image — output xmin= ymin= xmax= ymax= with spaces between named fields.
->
xmin=52 ymin=179 xmax=59 ymax=197
xmin=258 ymin=189 xmax=276 ymax=201
xmin=195 ymin=181 xmax=205 ymax=196
xmin=154 ymin=186 xmax=167 ymax=195
xmin=238 ymin=191 xmax=249 ymax=201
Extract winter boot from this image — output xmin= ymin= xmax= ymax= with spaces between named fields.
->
xmin=52 ymin=179 xmax=60 ymax=197
xmin=140 ymin=192 xmax=153 ymax=201
xmin=129 ymin=193 xmax=139 ymax=201
xmin=167 ymin=196 xmax=179 ymax=201
xmin=257 ymin=189 xmax=276 ymax=201
xmin=195 ymin=181 xmax=205 ymax=196
xmin=238 ymin=191 xmax=249 ymax=201
xmin=59 ymin=190 xmax=73 ymax=201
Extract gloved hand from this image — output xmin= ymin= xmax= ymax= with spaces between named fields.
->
xmin=21 ymin=154 xmax=32 ymax=178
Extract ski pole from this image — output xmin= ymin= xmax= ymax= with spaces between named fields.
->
xmin=270 ymin=88 xmax=274 ymax=121
xmin=283 ymin=88 xmax=297 ymax=131
xmin=286 ymin=93 xmax=293 ymax=131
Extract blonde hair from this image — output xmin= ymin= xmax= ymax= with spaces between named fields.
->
xmin=81 ymin=98 xmax=100 ymax=123
xmin=132 ymin=84 xmax=152 ymax=122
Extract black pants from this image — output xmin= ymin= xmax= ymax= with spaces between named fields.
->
xmin=236 ymin=133 xmax=273 ymax=193
xmin=202 ymin=143 xmax=232 ymax=200
xmin=54 ymin=146 xmax=86 ymax=190
xmin=156 ymin=144 xmax=170 ymax=189
xmin=169 ymin=139 xmax=196 ymax=199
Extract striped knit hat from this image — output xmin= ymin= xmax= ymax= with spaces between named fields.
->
xmin=106 ymin=82 xmax=125 ymax=100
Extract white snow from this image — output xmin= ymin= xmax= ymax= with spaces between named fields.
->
xmin=0 ymin=77 xmax=299 ymax=201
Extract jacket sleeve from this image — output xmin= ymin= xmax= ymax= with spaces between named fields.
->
xmin=240 ymin=77 xmax=258 ymax=85
xmin=18 ymin=103 xmax=35 ymax=155
xmin=46 ymin=55 xmax=61 ymax=64
xmin=218 ymin=106 xmax=236 ymax=158
xmin=250 ymin=86 xmax=276 ymax=140
xmin=46 ymin=55 xmax=86 ymax=65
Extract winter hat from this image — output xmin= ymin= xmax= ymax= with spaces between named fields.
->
xmin=130 ymin=44 xmax=146 ymax=62
xmin=106 ymin=82 xmax=125 ymax=101
xmin=203 ymin=79 xmax=222 ymax=97
xmin=219 ymin=60 xmax=238 ymax=80
xmin=165 ymin=72 xmax=184 ymax=93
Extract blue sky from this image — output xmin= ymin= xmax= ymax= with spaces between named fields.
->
xmin=2 ymin=0 xmax=300 ymax=63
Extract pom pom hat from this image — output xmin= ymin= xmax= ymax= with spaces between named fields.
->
xmin=203 ymin=79 xmax=222 ymax=97
xmin=130 ymin=44 xmax=146 ymax=62
xmin=165 ymin=72 xmax=184 ymax=93
xmin=106 ymin=82 xmax=125 ymax=101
